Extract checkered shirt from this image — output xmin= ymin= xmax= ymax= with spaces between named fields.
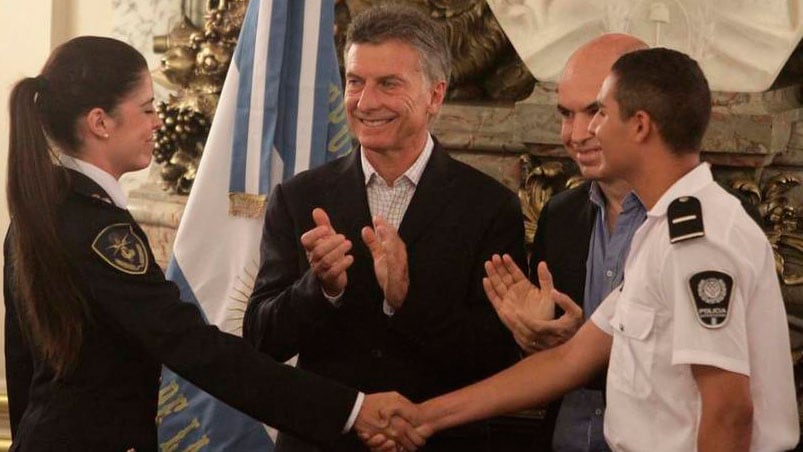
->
xmin=361 ymin=135 xmax=434 ymax=228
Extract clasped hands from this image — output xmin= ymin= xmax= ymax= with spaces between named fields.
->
xmin=301 ymin=208 xmax=408 ymax=309
xmin=301 ymin=208 xmax=582 ymax=449
xmin=354 ymin=392 xmax=429 ymax=452
xmin=351 ymin=256 xmax=582 ymax=451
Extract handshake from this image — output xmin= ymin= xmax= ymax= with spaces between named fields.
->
xmin=353 ymin=392 xmax=433 ymax=452
xmin=347 ymin=254 xmax=580 ymax=452
xmin=302 ymin=200 xmax=581 ymax=451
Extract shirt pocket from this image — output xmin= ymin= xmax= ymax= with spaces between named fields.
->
xmin=608 ymin=301 xmax=657 ymax=399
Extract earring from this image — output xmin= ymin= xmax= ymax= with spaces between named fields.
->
xmin=103 ymin=133 xmax=110 ymax=139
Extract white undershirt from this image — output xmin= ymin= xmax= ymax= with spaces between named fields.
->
xmin=59 ymin=155 xmax=127 ymax=209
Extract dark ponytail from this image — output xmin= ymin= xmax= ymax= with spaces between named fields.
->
xmin=7 ymin=37 xmax=147 ymax=378
xmin=8 ymin=75 xmax=84 ymax=378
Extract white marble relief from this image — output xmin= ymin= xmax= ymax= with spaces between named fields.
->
xmin=111 ymin=0 xmax=182 ymax=71
xmin=487 ymin=0 xmax=803 ymax=92
xmin=112 ymin=0 xmax=187 ymax=194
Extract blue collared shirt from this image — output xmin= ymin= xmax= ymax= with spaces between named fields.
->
xmin=552 ymin=181 xmax=646 ymax=452
xmin=583 ymin=182 xmax=646 ymax=318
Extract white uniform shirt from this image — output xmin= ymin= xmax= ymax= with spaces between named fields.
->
xmin=591 ymin=163 xmax=799 ymax=451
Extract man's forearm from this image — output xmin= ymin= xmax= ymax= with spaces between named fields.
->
xmin=697 ymin=406 xmax=752 ymax=452
xmin=418 ymin=321 xmax=610 ymax=433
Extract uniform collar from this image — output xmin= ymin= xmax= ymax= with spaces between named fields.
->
xmin=648 ymin=162 xmax=712 ymax=218
xmin=59 ymin=155 xmax=128 ymax=209
xmin=361 ymin=134 xmax=434 ymax=186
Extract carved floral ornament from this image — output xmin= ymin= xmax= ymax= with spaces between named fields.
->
xmin=732 ymin=175 xmax=803 ymax=286
xmin=152 ymin=0 xmax=247 ymax=194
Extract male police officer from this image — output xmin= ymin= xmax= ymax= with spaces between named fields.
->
xmin=403 ymin=48 xmax=799 ymax=452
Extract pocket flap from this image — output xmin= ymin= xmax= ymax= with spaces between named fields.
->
xmin=609 ymin=302 xmax=655 ymax=340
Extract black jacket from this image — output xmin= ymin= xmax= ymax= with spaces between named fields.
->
xmin=531 ymin=181 xmax=596 ymax=308
xmin=245 ymin=143 xmax=525 ymax=451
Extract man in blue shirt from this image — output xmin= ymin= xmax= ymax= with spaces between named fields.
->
xmin=486 ymin=33 xmax=647 ymax=452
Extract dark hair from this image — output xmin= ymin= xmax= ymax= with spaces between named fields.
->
xmin=611 ymin=47 xmax=711 ymax=153
xmin=345 ymin=3 xmax=452 ymax=86
xmin=7 ymin=36 xmax=147 ymax=378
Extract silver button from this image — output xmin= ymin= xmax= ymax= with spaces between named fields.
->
xmin=595 ymin=409 xmax=603 ymax=416
xmin=606 ymin=270 xmax=614 ymax=278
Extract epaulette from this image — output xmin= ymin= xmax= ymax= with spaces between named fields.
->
xmin=66 ymin=170 xmax=115 ymax=206
xmin=89 ymin=193 xmax=114 ymax=205
xmin=667 ymin=196 xmax=704 ymax=243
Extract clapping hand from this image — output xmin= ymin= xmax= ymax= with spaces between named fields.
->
xmin=300 ymin=208 xmax=354 ymax=297
xmin=361 ymin=216 xmax=409 ymax=310
xmin=483 ymin=255 xmax=582 ymax=354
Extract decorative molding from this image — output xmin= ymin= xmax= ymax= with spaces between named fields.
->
xmin=111 ymin=0 xmax=182 ymax=70
xmin=151 ymin=0 xmax=247 ymax=194
xmin=517 ymin=157 xmax=583 ymax=248
xmin=0 ymin=394 xmax=9 ymax=451
xmin=732 ymin=175 xmax=803 ymax=285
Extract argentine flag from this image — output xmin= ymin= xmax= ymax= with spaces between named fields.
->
xmin=156 ymin=0 xmax=351 ymax=450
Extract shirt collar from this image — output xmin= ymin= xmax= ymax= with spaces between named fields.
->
xmin=648 ymin=162 xmax=712 ymax=218
xmin=588 ymin=181 xmax=644 ymax=213
xmin=361 ymin=134 xmax=434 ymax=186
xmin=588 ymin=181 xmax=606 ymax=209
xmin=59 ymin=155 xmax=128 ymax=209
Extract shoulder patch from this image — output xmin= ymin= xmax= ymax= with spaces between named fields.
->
xmin=668 ymin=196 xmax=704 ymax=243
xmin=688 ymin=271 xmax=732 ymax=328
xmin=91 ymin=223 xmax=149 ymax=275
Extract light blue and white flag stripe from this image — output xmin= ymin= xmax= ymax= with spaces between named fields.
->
xmin=157 ymin=1 xmax=351 ymax=450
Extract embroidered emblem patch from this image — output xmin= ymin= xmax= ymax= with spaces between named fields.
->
xmin=91 ymin=223 xmax=149 ymax=275
xmin=688 ymin=271 xmax=732 ymax=328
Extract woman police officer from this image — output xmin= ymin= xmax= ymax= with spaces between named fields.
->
xmin=4 ymin=36 xmax=416 ymax=451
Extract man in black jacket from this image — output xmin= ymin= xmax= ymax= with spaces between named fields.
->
xmin=244 ymin=4 xmax=524 ymax=451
